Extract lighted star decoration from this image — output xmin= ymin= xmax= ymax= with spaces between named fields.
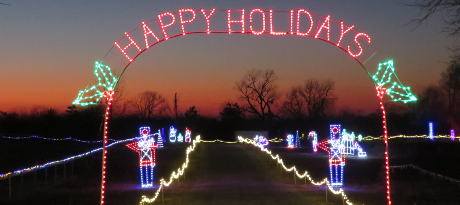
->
xmin=371 ymin=59 xmax=417 ymax=103
xmin=73 ymin=61 xmax=118 ymax=106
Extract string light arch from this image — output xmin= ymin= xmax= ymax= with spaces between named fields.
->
xmin=73 ymin=8 xmax=417 ymax=205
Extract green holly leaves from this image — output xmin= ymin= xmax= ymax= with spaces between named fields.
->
xmin=73 ymin=61 xmax=118 ymax=106
xmin=371 ymin=59 xmax=417 ymax=103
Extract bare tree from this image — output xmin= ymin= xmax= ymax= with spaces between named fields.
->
xmin=282 ymin=79 xmax=336 ymax=119
xmin=412 ymin=0 xmax=460 ymax=36
xmin=134 ymin=91 xmax=169 ymax=118
xmin=236 ymin=69 xmax=278 ymax=120
xmin=440 ymin=57 xmax=460 ymax=125
xmin=281 ymin=87 xmax=307 ymax=119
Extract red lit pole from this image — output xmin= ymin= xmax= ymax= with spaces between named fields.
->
xmin=100 ymin=90 xmax=115 ymax=205
xmin=376 ymin=86 xmax=391 ymax=205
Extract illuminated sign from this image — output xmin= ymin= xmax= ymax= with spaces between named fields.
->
xmin=114 ymin=9 xmax=373 ymax=65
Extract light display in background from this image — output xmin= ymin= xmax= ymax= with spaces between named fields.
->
xmin=286 ymin=134 xmax=295 ymax=148
xmin=169 ymin=126 xmax=177 ymax=143
xmin=126 ymin=127 xmax=157 ymax=188
xmin=451 ymin=129 xmax=456 ymax=141
xmin=308 ymin=131 xmax=318 ymax=152
xmin=177 ymin=133 xmax=184 ymax=143
xmin=428 ymin=122 xmax=434 ymax=140
xmin=341 ymin=130 xmax=367 ymax=158
xmin=184 ymin=128 xmax=192 ymax=143
xmin=154 ymin=129 xmax=164 ymax=148
xmin=253 ymin=135 xmax=269 ymax=147
xmin=295 ymin=130 xmax=301 ymax=148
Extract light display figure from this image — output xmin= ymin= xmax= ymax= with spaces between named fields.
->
xmin=153 ymin=129 xmax=164 ymax=148
xmin=169 ymin=126 xmax=177 ymax=143
xmin=184 ymin=128 xmax=192 ymax=143
xmin=286 ymin=134 xmax=295 ymax=148
xmin=177 ymin=133 xmax=184 ymax=143
xmin=451 ymin=129 xmax=456 ymax=141
xmin=125 ymin=126 xmax=157 ymax=188
xmin=316 ymin=124 xmax=367 ymax=188
xmin=308 ymin=131 xmax=318 ymax=152
xmin=428 ymin=122 xmax=434 ymax=140
xmin=254 ymin=135 xmax=269 ymax=147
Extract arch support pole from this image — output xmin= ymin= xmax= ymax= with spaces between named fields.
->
xmin=100 ymin=90 xmax=115 ymax=205
xmin=376 ymin=86 xmax=392 ymax=205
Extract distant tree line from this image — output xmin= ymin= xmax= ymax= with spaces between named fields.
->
xmin=1 ymin=58 xmax=458 ymax=141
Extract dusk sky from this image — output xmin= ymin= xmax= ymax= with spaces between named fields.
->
xmin=0 ymin=0 xmax=457 ymax=116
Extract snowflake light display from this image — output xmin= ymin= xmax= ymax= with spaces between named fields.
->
xmin=126 ymin=127 xmax=157 ymax=188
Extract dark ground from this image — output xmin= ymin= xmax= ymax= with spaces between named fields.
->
xmin=1 ymin=138 xmax=460 ymax=205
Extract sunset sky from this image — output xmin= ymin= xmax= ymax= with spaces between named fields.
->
xmin=0 ymin=0 xmax=457 ymax=116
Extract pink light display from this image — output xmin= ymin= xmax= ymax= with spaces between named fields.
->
xmin=184 ymin=128 xmax=192 ymax=143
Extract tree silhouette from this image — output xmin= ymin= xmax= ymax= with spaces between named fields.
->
xmin=236 ymin=69 xmax=277 ymax=120
xmin=134 ymin=91 xmax=169 ymax=118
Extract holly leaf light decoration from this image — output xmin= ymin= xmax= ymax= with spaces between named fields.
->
xmin=371 ymin=59 xmax=417 ymax=103
xmin=73 ymin=61 xmax=118 ymax=106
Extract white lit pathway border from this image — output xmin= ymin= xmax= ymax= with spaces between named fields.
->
xmin=140 ymin=136 xmax=354 ymax=205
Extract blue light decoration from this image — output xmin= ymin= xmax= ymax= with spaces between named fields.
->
xmin=328 ymin=124 xmax=345 ymax=187
xmin=177 ymin=133 xmax=184 ymax=143
xmin=154 ymin=129 xmax=164 ymax=148
xmin=169 ymin=126 xmax=177 ymax=143
xmin=330 ymin=124 xmax=341 ymax=140
xmin=428 ymin=122 xmax=434 ymax=140
xmin=308 ymin=131 xmax=318 ymax=152
xmin=254 ymin=135 xmax=269 ymax=147
xmin=295 ymin=130 xmax=301 ymax=148
xmin=126 ymin=127 xmax=157 ymax=188
xmin=451 ymin=129 xmax=456 ymax=141
xmin=286 ymin=134 xmax=295 ymax=149
xmin=184 ymin=128 xmax=192 ymax=143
